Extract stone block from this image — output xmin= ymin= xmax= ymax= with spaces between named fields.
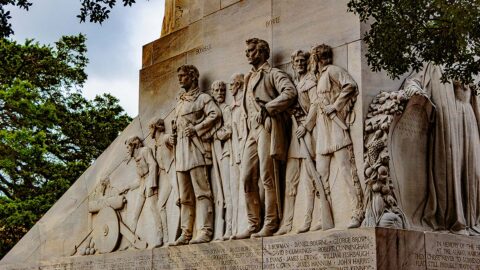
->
xmin=220 ymin=0 xmax=240 ymax=9
xmin=152 ymin=238 xmax=262 ymax=269
xmin=71 ymin=254 xmax=105 ymax=270
xmin=425 ymin=232 xmax=480 ymax=270
xmin=375 ymin=228 xmax=426 ymax=270
xmin=152 ymin=21 xmax=202 ymax=65
xmin=103 ymin=249 xmax=153 ymax=269
xmin=142 ymin=42 xmax=153 ymax=68
xmin=185 ymin=0 xmax=272 ymax=105
xmin=0 ymin=224 xmax=41 ymax=265
xmin=271 ymin=0 xmax=360 ymax=66
xmin=38 ymin=199 xmax=90 ymax=260
xmin=263 ymin=228 xmax=376 ymax=269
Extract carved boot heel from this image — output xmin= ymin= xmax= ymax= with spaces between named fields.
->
xmin=190 ymin=232 xmax=212 ymax=244
xmin=169 ymin=235 xmax=190 ymax=246
xmin=347 ymin=217 xmax=361 ymax=229
xmin=274 ymin=225 xmax=291 ymax=236
xmin=296 ymin=223 xmax=311 ymax=234
xmin=251 ymin=227 xmax=275 ymax=238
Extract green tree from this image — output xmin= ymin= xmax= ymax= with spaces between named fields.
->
xmin=0 ymin=35 xmax=132 ymax=258
xmin=348 ymin=0 xmax=480 ymax=86
xmin=0 ymin=0 xmax=141 ymax=37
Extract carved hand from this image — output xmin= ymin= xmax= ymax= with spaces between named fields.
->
xmin=169 ymin=134 xmax=177 ymax=145
xmin=324 ymin=104 xmax=336 ymax=115
xmin=254 ymin=111 xmax=264 ymax=125
xmin=296 ymin=125 xmax=307 ymax=138
xmin=404 ymin=85 xmax=426 ymax=98
xmin=184 ymin=124 xmax=197 ymax=137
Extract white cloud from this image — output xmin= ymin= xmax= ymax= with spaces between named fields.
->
xmin=8 ymin=0 xmax=165 ymax=117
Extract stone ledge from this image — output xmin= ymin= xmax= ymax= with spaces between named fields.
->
xmin=3 ymin=228 xmax=480 ymax=270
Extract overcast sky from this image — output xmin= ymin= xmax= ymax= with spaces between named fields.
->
xmin=8 ymin=0 xmax=165 ymax=117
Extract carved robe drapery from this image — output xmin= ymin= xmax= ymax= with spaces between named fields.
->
xmin=405 ymin=63 xmax=480 ymax=234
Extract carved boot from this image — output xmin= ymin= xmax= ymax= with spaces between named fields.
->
xmin=310 ymin=222 xmax=322 ymax=232
xmin=190 ymin=198 xmax=213 ymax=244
xmin=274 ymin=195 xmax=295 ymax=236
xmin=190 ymin=232 xmax=212 ymax=244
xmin=169 ymin=234 xmax=190 ymax=246
xmin=297 ymin=191 xmax=315 ymax=233
xmin=252 ymin=189 xmax=278 ymax=238
xmin=231 ymin=192 xmax=260 ymax=240
xmin=170 ymin=204 xmax=194 ymax=246
xmin=152 ymin=233 xmax=164 ymax=248
xmin=222 ymin=227 xmax=232 ymax=241
xmin=348 ymin=216 xmax=362 ymax=229
xmin=160 ymin=208 xmax=169 ymax=243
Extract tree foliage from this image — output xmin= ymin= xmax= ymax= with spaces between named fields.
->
xmin=0 ymin=35 xmax=132 ymax=258
xmin=0 ymin=0 xmax=141 ymax=38
xmin=348 ymin=0 xmax=480 ymax=86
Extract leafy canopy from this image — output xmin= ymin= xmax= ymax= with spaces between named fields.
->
xmin=0 ymin=35 xmax=131 ymax=258
xmin=0 ymin=0 xmax=140 ymax=38
xmin=348 ymin=0 xmax=480 ymax=86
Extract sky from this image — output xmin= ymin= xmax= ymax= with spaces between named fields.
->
xmin=8 ymin=0 xmax=165 ymax=117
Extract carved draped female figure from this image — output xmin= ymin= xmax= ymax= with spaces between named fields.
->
xmin=404 ymin=63 xmax=480 ymax=235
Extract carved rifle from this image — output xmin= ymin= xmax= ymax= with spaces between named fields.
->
xmin=299 ymin=137 xmax=334 ymax=230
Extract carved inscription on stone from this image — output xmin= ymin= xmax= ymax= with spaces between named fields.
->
xmin=71 ymin=256 xmax=104 ymax=270
xmin=396 ymin=107 xmax=427 ymax=136
xmin=39 ymin=262 xmax=73 ymax=270
xmin=103 ymin=250 xmax=152 ymax=270
xmin=263 ymin=230 xmax=376 ymax=269
xmin=153 ymin=239 xmax=262 ymax=269
xmin=425 ymin=233 xmax=480 ymax=270
xmin=265 ymin=16 xmax=280 ymax=27
xmin=194 ymin=44 xmax=212 ymax=55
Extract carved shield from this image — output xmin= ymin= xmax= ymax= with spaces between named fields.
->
xmin=388 ymin=95 xmax=434 ymax=230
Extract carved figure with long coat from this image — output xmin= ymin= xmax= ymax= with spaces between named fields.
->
xmin=232 ymin=38 xmax=297 ymax=239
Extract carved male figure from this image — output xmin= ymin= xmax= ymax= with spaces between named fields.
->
xmin=149 ymin=117 xmax=177 ymax=244
xmin=276 ymin=50 xmax=319 ymax=235
xmin=123 ymin=136 xmax=164 ymax=247
xmin=170 ymin=65 xmax=221 ymax=245
xmin=233 ymin=38 xmax=297 ymax=239
xmin=210 ymin=80 xmax=235 ymax=240
xmin=228 ymin=73 xmax=245 ymax=236
xmin=309 ymin=44 xmax=364 ymax=228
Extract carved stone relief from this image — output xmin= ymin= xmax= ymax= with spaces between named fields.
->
xmin=403 ymin=64 xmax=480 ymax=235
xmin=72 ymin=175 xmax=147 ymax=256
xmin=232 ymin=38 xmax=297 ymax=240
xmin=70 ymin=39 xmax=480 ymax=258
xmin=71 ymin=40 xmax=370 ymax=255
xmin=308 ymin=44 xmax=364 ymax=229
xmin=276 ymin=49 xmax=325 ymax=236
xmin=170 ymin=65 xmax=221 ymax=245
xmin=362 ymin=90 xmax=411 ymax=229
xmin=362 ymin=63 xmax=480 ymax=236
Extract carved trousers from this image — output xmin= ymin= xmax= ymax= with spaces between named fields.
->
xmin=131 ymin=183 xmax=164 ymax=246
xmin=281 ymin=158 xmax=316 ymax=229
xmin=157 ymin=169 xmax=173 ymax=242
xmin=316 ymin=145 xmax=364 ymax=221
xmin=219 ymin=156 xmax=233 ymax=237
xmin=176 ymin=166 xmax=213 ymax=238
xmin=240 ymin=127 xmax=279 ymax=231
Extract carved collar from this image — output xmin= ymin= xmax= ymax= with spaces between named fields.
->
xmin=250 ymin=62 xmax=271 ymax=74
xmin=179 ymin=87 xmax=201 ymax=102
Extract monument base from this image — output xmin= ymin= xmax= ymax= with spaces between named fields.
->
xmin=3 ymin=228 xmax=480 ymax=270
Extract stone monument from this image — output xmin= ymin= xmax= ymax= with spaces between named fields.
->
xmin=2 ymin=0 xmax=480 ymax=269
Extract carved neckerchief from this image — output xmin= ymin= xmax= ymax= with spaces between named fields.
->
xmin=179 ymin=87 xmax=201 ymax=102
